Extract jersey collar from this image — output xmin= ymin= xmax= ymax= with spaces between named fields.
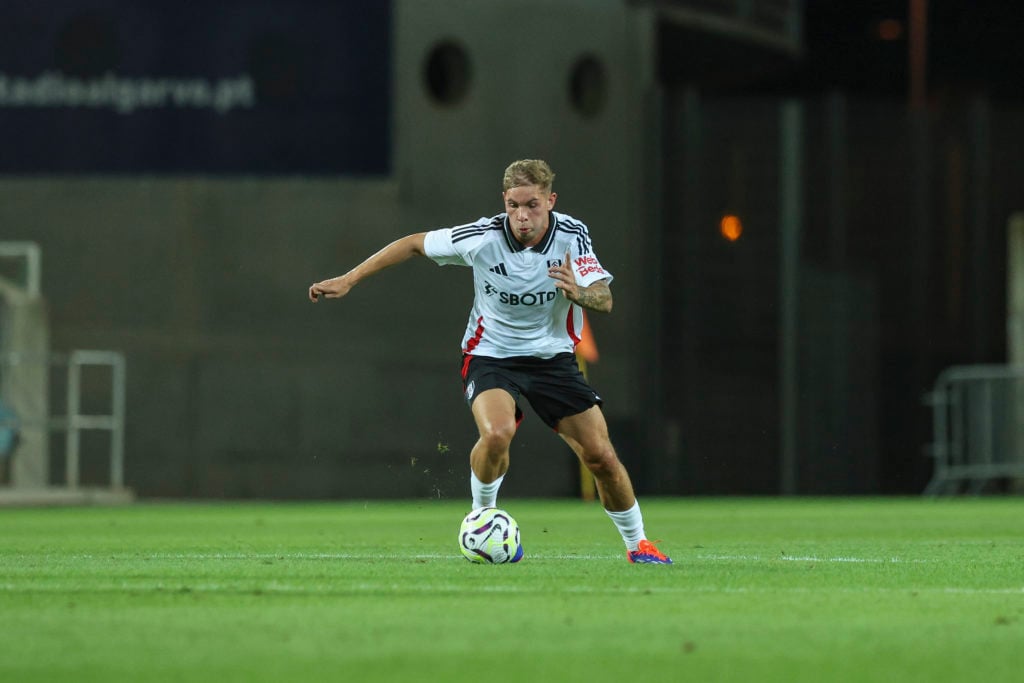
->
xmin=502 ymin=211 xmax=557 ymax=254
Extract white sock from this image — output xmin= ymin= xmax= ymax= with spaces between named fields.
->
xmin=471 ymin=470 xmax=504 ymax=509
xmin=605 ymin=501 xmax=646 ymax=551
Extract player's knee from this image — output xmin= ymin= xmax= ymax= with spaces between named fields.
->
xmin=479 ymin=421 xmax=516 ymax=454
xmin=581 ymin=443 xmax=620 ymax=477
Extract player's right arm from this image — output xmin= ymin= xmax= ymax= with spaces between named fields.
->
xmin=308 ymin=232 xmax=427 ymax=302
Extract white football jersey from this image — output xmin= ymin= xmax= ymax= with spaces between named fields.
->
xmin=423 ymin=211 xmax=613 ymax=359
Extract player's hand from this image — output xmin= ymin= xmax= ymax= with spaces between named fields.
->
xmin=308 ymin=275 xmax=354 ymax=302
xmin=548 ymin=249 xmax=579 ymax=302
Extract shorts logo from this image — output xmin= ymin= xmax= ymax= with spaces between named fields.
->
xmin=465 ymin=380 xmax=476 ymax=401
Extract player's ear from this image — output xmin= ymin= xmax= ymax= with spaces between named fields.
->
xmin=547 ymin=191 xmax=557 ymax=209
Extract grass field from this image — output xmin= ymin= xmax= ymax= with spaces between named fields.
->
xmin=1 ymin=497 xmax=1022 ymax=682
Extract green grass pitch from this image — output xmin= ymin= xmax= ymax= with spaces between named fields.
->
xmin=1 ymin=497 xmax=1022 ymax=682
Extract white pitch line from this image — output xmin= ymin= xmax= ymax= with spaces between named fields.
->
xmin=4 ymin=552 xmax=619 ymax=562
xmin=697 ymin=553 xmax=934 ymax=564
xmin=1 ymin=582 xmax=1022 ymax=596
xmin=6 ymin=552 xmax=936 ymax=563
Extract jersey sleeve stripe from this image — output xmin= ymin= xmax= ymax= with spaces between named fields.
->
xmin=556 ymin=224 xmax=593 ymax=255
xmin=452 ymin=216 xmax=504 ymax=244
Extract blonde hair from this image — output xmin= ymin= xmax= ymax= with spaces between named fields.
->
xmin=502 ymin=159 xmax=555 ymax=192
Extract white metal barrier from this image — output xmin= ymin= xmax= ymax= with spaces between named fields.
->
xmin=923 ymin=365 xmax=1024 ymax=495
xmin=64 ymin=350 xmax=126 ymax=489
xmin=0 ymin=350 xmax=126 ymax=490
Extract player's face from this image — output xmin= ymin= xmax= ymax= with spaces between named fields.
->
xmin=503 ymin=184 xmax=556 ymax=247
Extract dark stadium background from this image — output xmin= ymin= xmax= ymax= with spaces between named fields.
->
xmin=1 ymin=0 xmax=1021 ymax=500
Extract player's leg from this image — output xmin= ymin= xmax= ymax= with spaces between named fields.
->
xmin=557 ymin=406 xmax=634 ymax=511
xmin=469 ymin=388 xmax=517 ymax=507
xmin=558 ymin=407 xmax=672 ymax=564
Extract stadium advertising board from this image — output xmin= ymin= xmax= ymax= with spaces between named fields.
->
xmin=0 ymin=1 xmax=391 ymax=174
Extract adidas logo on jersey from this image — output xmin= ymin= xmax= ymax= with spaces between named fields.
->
xmin=488 ymin=262 xmax=509 ymax=276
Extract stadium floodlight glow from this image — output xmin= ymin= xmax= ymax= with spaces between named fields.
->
xmin=720 ymin=214 xmax=743 ymax=242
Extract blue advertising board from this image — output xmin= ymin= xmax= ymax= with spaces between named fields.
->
xmin=0 ymin=1 xmax=391 ymax=174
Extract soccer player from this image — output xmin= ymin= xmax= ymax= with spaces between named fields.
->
xmin=309 ymin=159 xmax=671 ymax=564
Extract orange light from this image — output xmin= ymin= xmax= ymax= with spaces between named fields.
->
xmin=720 ymin=214 xmax=743 ymax=242
xmin=575 ymin=310 xmax=599 ymax=364
xmin=877 ymin=18 xmax=903 ymax=41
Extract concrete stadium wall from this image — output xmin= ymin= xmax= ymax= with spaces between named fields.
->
xmin=0 ymin=0 xmax=659 ymax=499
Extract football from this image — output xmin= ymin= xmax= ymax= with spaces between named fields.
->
xmin=458 ymin=507 xmax=523 ymax=564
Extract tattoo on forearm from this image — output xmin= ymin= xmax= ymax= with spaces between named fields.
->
xmin=573 ymin=281 xmax=612 ymax=312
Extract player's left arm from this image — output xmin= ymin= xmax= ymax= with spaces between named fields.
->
xmin=571 ymin=278 xmax=612 ymax=313
xmin=548 ymin=249 xmax=613 ymax=313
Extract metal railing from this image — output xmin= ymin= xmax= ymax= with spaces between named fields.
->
xmin=0 ymin=350 xmax=126 ymax=489
xmin=923 ymin=365 xmax=1024 ymax=495
xmin=64 ymin=350 xmax=126 ymax=489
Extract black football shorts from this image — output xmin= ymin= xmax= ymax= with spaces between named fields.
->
xmin=461 ymin=353 xmax=603 ymax=430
